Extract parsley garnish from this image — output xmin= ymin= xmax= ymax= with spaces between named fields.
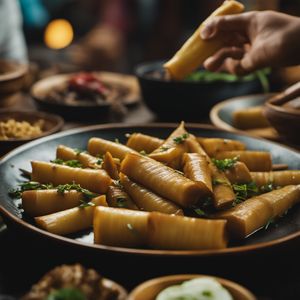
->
xmin=212 ymin=178 xmax=228 ymax=186
xmin=202 ymin=290 xmax=213 ymax=297
xmin=56 ymin=182 xmax=98 ymax=201
xmin=51 ymin=159 xmax=83 ymax=168
xmin=96 ymin=158 xmax=103 ymax=165
xmin=9 ymin=181 xmax=53 ymax=198
xmin=212 ymin=156 xmax=238 ymax=171
xmin=159 ymin=146 xmax=170 ymax=152
xmin=78 ymin=200 xmax=95 ymax=208
xmin=232 ymin=182 xmax=259 ymax=206
xmin=139 ymin=150 xmax=147 ymax=156
xmin=260 ymin=182 xmax=274 ymax=193
xmin=194 ymin=208 xmax=207 ymax=217
xmin=47 ymin=288 xmax=86 ymax=300
xmin=173 ymin=133 xmax=189 ymax=144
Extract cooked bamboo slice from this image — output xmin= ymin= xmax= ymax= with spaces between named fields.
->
xmin=120 ymin=173 xmax=183 ymax=215
xmin=163 ymin=0 xmax=244 ymax=80
xmin=126 ymin=133 xmax=163 ymax=153
xmin=88 ymin=137 xmax=137 ymax=160
xmin=31 ymin=161 xmax=111 ymax=193
xmin=149 ymin=121 xmax=189 ymax=169
xmin=215 ymin=151 xmax=272 ymax=172
xmin=251 ymin=171 xmax=300 ymax=187
xmin=186 ymin=135 xmax=235 ymax=209
xmin=147 ymin=212 xmax=227 ymax=250
xmin=199 ymin=138 xmax=246 ymax=157
xmin=56 ymin=145 xmax=101 ymax=169
xmin=102 ymin=152 xmax=119 ymax=180
xmin=215 ymin=185 xmax=300 ymax=238
xmin=106 ymin=185 xmax=138 ymax=210
xmin=22 ymin=189 xmax=86 ymax=217
xmin=93 ymin=206 xmax=149 ymax=247
xmin=233 ymin=106 xmax=270 ymax=130
xmin=121 ymin=153 xmax=203 ymax=207
xmin=225 ymin=162 xmax=252 ymax=184
xmin=35 ymin=195 xmax=107 ymax=235
xmin=182 ymin=153 xmax=213 ymax=196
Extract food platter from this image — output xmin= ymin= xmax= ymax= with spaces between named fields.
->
xmin=0 ymin=123 xmax=300 ymax=257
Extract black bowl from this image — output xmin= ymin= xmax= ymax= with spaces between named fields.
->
xmin=135 ymin=61 xmax=267 ymax=121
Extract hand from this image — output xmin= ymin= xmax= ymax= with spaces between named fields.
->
xmin=200 ymin=11 xmax=300 ymax=75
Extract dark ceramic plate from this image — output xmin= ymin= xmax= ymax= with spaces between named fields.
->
xmin=31 ymin=72 xmax=140 ymax=121
xmin=0 ymin=123 xmax=300 ymax=257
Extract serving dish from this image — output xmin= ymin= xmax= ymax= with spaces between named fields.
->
xmin=210 ymin=94 xmax=280 ymax=140
xmin=0 ymin=109 xmax=64 ymax=156
xmin=128 ymin=274 xmax=256 ymax=300
xmin=0 ymin=59 xmax=28 ymax=107
xmin=135 ymin=61 xmax=267 ymax=121
xmin=0 ymin=123 xmax=300 ymax=257
xmin=31 ymin=72 xmax=140 ymax=120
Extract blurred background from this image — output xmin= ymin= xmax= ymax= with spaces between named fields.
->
xmin=3 ymin=0 xmax=300 ymax=75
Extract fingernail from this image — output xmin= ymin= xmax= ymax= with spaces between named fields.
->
xmin=201 ymin=25 xmax=212 ymax=39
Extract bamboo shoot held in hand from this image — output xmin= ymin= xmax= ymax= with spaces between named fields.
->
xmin=164 ymin=0 xmax=244 ymax=80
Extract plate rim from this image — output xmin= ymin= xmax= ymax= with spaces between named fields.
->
xmin=0 ymin=122 xmax=300 ymax=257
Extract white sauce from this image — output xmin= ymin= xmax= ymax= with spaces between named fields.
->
xmin=156 ymin=277 xmax=233 ymax=300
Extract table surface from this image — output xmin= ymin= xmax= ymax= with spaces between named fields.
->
xmin=1 ymin=94 xmax=300 ymax=300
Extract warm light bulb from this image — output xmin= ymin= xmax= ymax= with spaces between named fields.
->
xmin=44 ymin=19 xmax=74 ymax=49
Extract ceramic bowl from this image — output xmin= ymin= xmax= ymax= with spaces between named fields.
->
xmin=0 ymin=60 xmax=28 ymax=107
xmin=128 ymin=274 xmax=256 ymax=300
xmin=135 ymin=61 xmax=266 ymax=121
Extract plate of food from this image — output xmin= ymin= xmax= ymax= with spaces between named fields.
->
xmin=0 ymin=122 xmax=299 ymax=258
xmin=0 ymin=109 xmax=64 ymax=155
xmin=31 ymin=72 xmax=140 ymax=120
xmin=210 ymin=93 xmax=281 ymax=141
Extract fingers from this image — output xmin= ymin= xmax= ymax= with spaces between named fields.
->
xmin=201 ymin=12 xmax=254 ymax=39
xmin=203 ymin=47 xmax=245 ymax=72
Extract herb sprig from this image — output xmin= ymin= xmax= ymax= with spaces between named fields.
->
xmin=232 ymin=182 xmax=259 ymax=206
xmin=9 ymin=181 xmax=53 ymax=198
xmin=51 ymin=159 xmax=83 ymax=168
xmin=212 ymin=157 xmax=238 ymax=171
xmin=173 ymin=133 xmax=189 ymax=144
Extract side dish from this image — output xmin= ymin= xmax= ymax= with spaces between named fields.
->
xmin=0 ymin=118 xmax=44 ymax=140
xmin=22 ymin=264 xmax=122 ymax=300
xmin=9 ymin=122 xmax=300 ymax=251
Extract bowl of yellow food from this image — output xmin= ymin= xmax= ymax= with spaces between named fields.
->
xmin=0 ymin=59 xmax=28 ymax=107
xmin=128 ymin=274 xmax=256 ymax=300
xmin=0 ymin=109 xmax=64 ymax=156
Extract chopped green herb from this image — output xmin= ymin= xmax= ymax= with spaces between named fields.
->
xmin=173 ymin=133 xmax=189 ymax=144
xmin=78 ymin=200 xmax=95 ymax=208
xmin=260 ymin=182 xmax=274 ymax=193
xmin=47 ymin=288 xmax=86 ymax=300
xmin=96 ymin=158 xmax=103 ymax=165
xmin=9 ymin=181 xmax=53 ymax=198
xmin=202 ymin=290 xmax=213 ymax=297
xmin=212 ymin=178 xmax=228 ymax=186
xmin=194 ymin=208 xmax=207 ymax=217
xmin=212 ymin=157 xmax=238 ymax=171
xmin=232 ymin=182 xmax=259 ymax=206
xmin=116 ymin=197 xmax=127 ymax=208
xmin=51 ymin=159 xmax=83 ymax=168
xmin=159 ymin=146 xmax=170 ymax=152
xmin=56 ymin=182 xmax=98 ymax=200
xmin=139 ymin=150 xmax=147 ymax=156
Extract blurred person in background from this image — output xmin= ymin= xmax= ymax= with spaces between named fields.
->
xmin=0 ymin=0 xmax=28 ymax=62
